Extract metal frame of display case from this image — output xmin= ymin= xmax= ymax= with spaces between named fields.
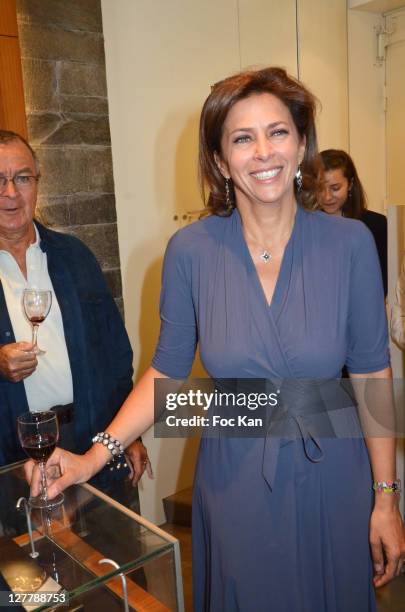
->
xmin=81 ymin=482 xmax=185 ymax=612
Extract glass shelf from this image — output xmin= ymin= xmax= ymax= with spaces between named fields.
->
xmin=0 ymin=461 xmax=184 ymax=611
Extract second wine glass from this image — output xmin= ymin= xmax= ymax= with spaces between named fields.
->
xmin=17 ymin=410 xmax=64 ymax=509
xmin=23 ymin=289 xmax=52 ymax=355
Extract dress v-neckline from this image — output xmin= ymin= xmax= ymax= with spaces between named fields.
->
xmin=235 ymin=206 xmax=299 ymax=313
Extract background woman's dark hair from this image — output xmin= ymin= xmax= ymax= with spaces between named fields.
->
xmin=199 ymin=67 xmax=322 ymax=216
xmin=320 ymin=149 xmax=367 ymax=219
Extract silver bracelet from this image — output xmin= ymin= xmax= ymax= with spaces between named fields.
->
xmin=92 ymin=432 xmax=127 ymax=471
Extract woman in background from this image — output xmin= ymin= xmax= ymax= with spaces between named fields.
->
xmin=320 ymin=149 xmax=387 ymax=296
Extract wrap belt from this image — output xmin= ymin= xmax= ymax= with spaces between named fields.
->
xmin=214 ymin=378 xmax=356 ymax=491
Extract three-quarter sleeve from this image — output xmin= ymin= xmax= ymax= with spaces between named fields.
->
xmin=152 ymin=232 xmax=197 ymax=378
xmin=345 ymin=223 xmax=390 ymax=373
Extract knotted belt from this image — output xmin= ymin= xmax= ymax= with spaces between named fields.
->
xmin=213 ymin=378 xmax=357 ymax=491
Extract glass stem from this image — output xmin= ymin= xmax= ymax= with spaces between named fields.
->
xmin=32 ymin=324 xmax=39 ymax=350
xmin=39 ymin=461 xmax=48 ymax=502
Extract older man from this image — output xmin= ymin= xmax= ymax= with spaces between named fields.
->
xmin=0 ymin=130 xmax=149 ymax=505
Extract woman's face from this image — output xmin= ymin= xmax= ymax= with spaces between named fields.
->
xmin=321 ymin=168 xmax=350 ymax=216
xmin=216 ymin=93 xmax=305 ymax=211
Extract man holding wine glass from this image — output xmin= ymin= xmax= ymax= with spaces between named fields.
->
xmin=0 ymin=130 xmax=150 ymax=510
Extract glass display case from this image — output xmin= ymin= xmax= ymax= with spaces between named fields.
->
xmin=0 ymin=461 xmax=184 ymax=611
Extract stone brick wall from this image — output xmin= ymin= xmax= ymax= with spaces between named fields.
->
xmin=16 ymin=0 xmax=124 ymax=312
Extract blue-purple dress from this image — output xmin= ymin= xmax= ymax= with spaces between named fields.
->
xmin=152 ymin=206 xmax=389 ymax=612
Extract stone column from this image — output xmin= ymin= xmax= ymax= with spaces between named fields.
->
xmin=16 ymin=0 xmax=124 ymax=313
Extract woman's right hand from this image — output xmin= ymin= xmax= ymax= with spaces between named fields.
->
xmin=370 ymin=501 xmax=405 ymax=587
xmin=24 ymin=448 xmax=96 ymax=499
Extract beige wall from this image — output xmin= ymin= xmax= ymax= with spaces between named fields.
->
xmin=101 ymin=0 xmax=350 ymax=523
xmin=298 ymin=0 xmax=349 ymax=150
xmin=349 ymin=0 xmax=405 ymax=12
xmin=238 ymin=0 xmax=297 ymax=74
xmin=101 ymin=0 xmax=239 ymax=523
xmin=348 ymin=9 xmax=386 ymax=213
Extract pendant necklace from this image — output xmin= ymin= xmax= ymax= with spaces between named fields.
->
xmin=245 ymin=216 xmax=294 ymax=265
xmin=244 ymin=225 xmax=293 ymax=265
xmin=260 ymin=250 xmax=272 ymax=264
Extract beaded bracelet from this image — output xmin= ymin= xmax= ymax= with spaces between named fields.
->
xmin=92 ymin=432 xmax=128 ymax=471
xmin=372 ymin=479 xmax=401 ymax=494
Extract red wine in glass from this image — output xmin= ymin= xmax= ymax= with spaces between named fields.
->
xmin=29 ymin=315 xmax=46 ymax=325
xmin=23 ymin=289 xmax=52 ymax=355
xmin=22 ymin=433 xmax=57 ymax=462
xmin=17 ymin=411 xmax=64 ymax=509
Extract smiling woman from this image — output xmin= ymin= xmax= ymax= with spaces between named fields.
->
xmin=25 ymin=66 xmax=405 ymax=612
xmin=215 ymin=93 xmax=306 ymax=213
xmin=199 ymin=67 xmax=321 ymax=218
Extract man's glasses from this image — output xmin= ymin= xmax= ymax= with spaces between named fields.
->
xmin=0 ymin=175 xmax=39 ymax=194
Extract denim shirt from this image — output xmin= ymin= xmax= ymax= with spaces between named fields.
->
xmin=0 ymin=222 xmax=133 ymax=466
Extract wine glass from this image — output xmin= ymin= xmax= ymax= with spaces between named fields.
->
xmin=23 ymin=289 xmax=52 ymax=355
xmin=17 ymin=411 xmax=64 ymax=509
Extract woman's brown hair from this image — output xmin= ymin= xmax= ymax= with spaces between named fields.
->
xmin=199 ymin=67 xmax=321 ymax=216
xmin=320 ymin=149 xmax=367 ymax=219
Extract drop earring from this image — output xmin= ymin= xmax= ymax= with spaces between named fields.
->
xmin=295 ymin=166 xmax=302 ymax=191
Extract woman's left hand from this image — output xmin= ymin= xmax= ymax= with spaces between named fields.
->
xmin=125 ymin=439 xmax=153 ymax=486
xmin=370 ymin=501 xmax=405 ymax=588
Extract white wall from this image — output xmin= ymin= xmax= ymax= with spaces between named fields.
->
xmin=101 ymin=0 xmax=350 ymax=524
